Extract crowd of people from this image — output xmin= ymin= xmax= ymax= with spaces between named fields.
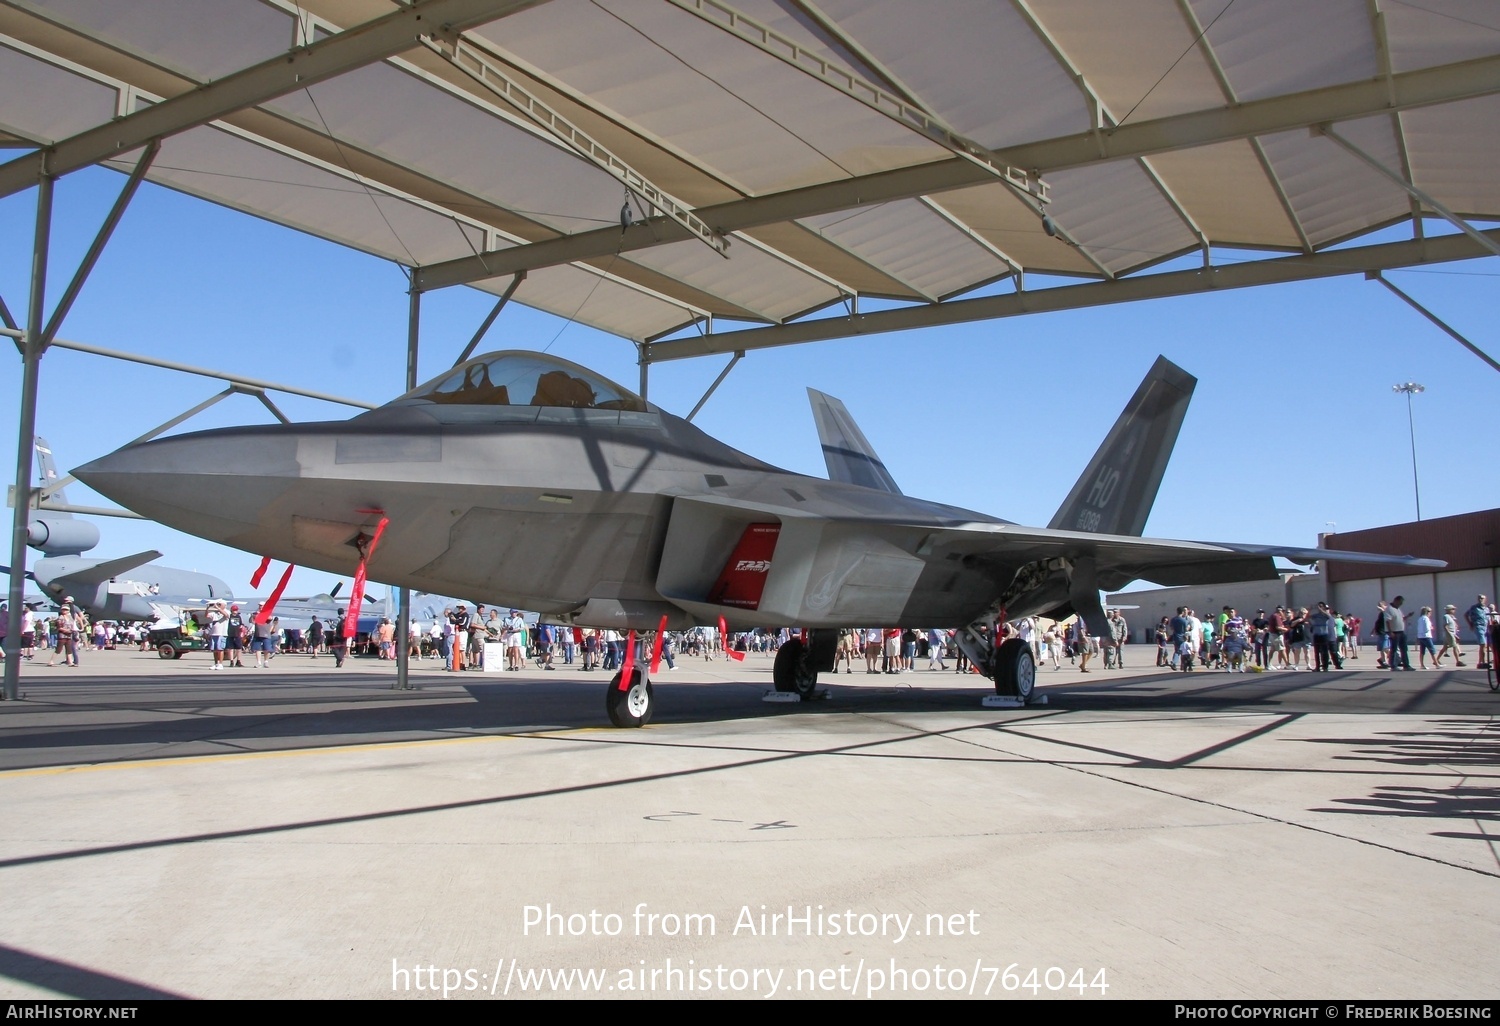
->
xmin=1150 ymin=594 xmax=1498 ymax=672
xmin=7 ymin=593 xmax=1496 ymax=679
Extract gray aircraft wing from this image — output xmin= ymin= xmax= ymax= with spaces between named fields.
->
xmin=44 ymin=550 xmax=163 ymax=589
xmin=919 ymin=521 xmax=1442 ymax=580
xmin=912 ymin=520 xmax=1442 ymax=635
xmin=807 ymin=387 xmax=902 ymax=495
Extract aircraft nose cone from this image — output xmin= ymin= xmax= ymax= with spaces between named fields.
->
xmin=74 ymin=430 xmax=300 ymax=540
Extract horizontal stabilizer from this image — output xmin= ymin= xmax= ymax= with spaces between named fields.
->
xmin=49 ymin=550 xmax=163 ymax=588
xmin=1049 ymin=356 xmax=1195 ymax=536
xmin=808 ymin=388 xmax=902 ymax=495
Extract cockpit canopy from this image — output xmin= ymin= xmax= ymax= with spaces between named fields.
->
xmin=391 ymin=351 xmax=651 ymax=413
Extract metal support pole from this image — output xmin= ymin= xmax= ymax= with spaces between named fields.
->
xmin=685 ymin=351 xmax=744 ymax=422
xmin=5 ymin=173 xmax=53 ymax=702
xmin=1368 ymin=272 xmax=1500 ymax=375
xmin=0 ymin=330 xmax=376 ymax=409
xmin=243 ymin=388 xmax=291 ymax=424
xmin=638 ymin=343 xmax=649 ymax=403
xmin=451 ymin=272 xmax=524 ymax=368
xmin=1404 ymin=390 xmax=1422 ymax=521
xmin=396 ymin=285 xmax=420 ymax=691
xmin=41 ymin=142 xmax=157 ymax=347
xmin=1319 ymin=125 xmax=1500 ymax=260
xmin=0 ymin=294 xmax=17 ymax=332
xmin=41 ymin=387 xmax=238 ymax=500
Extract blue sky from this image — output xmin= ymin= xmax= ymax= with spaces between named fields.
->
xmin=2 ymin=166 xmax=1497 ymax=600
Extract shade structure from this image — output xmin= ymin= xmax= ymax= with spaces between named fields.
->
xmin=3 ymin=0 xmax=1498 ymax=349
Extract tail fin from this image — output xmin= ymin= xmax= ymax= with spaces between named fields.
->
xmin=34 ymin=436 xmax=70 ymax=510
xmin=807 ymin=388 xmax=902 ymax=495
xmin=1048 ymin=355 xmax=1196 ymax=536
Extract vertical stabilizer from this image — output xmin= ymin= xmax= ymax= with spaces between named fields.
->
xmin=807 ymin=388 xmax=902 ymax=495
xmin=1047 ymin=356 xmax=1196 ymax=536
xmin=34 ymin=436 xmax=69 ymax=511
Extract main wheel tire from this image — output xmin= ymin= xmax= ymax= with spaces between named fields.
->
xmin=157 ymin=643 xmax=177 ymax=660
xmin=606 ymin=666 xmax=653 ymax=727
xmin=993 ymin=637 xmax=1036 ymax=701
xmin=773 ymin=638 xmax=819 ymax=696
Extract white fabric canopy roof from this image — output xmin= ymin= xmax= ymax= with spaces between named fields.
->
xmin=2 ymin=0 xmax=1497 ymax=346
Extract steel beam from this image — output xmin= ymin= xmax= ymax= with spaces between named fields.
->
xmin=666 ymin=0 xmax=1047 ymax=206
xmin=247 ymin=388 xmax=291 ymax=425
xmin=5 ymin=173 xmax=52 ymax=702
xmin=685 ymin=351 xmax=743 ymax=422
xmin=40 ymin=387 xmax=238 ymax=501
xmin=451 ymin=272 xmax=524 ymax=366
xmin=412 ymin=52 xmax=1500 ymax=292
xmin=1317 ymin=125 xmax=1500 ymax=260
xmin=0 ymin=0 xmax=553 ymax=200
xmin=1369 ymin=272 xmax=1500 ymax=375
xmin=424 ymin=34 xmax=729 ymax=259
xmin=36 ymin=502 xmax=144 ymax=520
xmin=644 ymin=227 xmax=1500 ymax=362
xmin=40 ymin=142 xmax=157 ymax=348
xmin=396 ymin=286 xmax=421 ymax=692
xmin=0 ymin=331 xmax=377 ymax=409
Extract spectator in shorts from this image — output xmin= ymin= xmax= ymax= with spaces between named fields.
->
xmin=1468 ymin=596 xmax=1491 ymax=671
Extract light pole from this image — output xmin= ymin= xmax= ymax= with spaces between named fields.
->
xmin=1392 ymin=382 xmax=1424 ymax=521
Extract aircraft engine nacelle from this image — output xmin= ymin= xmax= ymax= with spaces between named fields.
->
xmin=27 ymin=516 xmax=100 ymax=555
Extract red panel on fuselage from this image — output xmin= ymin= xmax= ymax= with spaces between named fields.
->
xmin=707 ymin=523 xmax=780 ymax=610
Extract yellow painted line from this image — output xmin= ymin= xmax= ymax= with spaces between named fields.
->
xmin=0 ymin=726 xmax=612 ymax=779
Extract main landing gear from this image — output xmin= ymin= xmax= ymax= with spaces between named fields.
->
xmin=772 ymin=636 xmax=819 ymax=697
xmin=606 ymin=664 xmax=654 ymax=727
xmin=955 ymin=615 xmax=1042 ymax=708
xmin=768 ymin=630 xmax=837 ymax=703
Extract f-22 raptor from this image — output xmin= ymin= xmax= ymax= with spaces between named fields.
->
xmin=76 ymin=351 xmax=1441 ymax=725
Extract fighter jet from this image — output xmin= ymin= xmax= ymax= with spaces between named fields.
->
xmin=8 ymin=437 xmax=233 ymax=621
xmin=74 ymin=351 xmax=1441 ymax=725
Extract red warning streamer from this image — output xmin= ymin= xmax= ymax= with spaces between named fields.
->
xmin=617 ymin=629 xmax=638 ymax=691
xmin=343 ymin=516 xmax=390 ymax=639
xmin=649 ymin=615 xmax=668 ymax=675
xmin=253 ymin=564 xmax=295 ymax=625
xmin=250 ymin=556 xmax=271 ymax=589
xmin=717 ymin=615 xmax=746 ymax=662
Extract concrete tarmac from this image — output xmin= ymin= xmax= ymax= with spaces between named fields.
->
xmin=0 ymin=645 xmax=1496 ymax=1000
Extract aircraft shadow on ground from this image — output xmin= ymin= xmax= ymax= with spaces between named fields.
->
xmin=0 ymin=668 xmax=1492 ymax=772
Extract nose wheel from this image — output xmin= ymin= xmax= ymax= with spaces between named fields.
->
xmin=606 ymin=665 xmax=653 ymax=727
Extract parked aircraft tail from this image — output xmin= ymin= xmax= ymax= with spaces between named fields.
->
xmin=807 ymin=388 xmax=902 ymax=495
xmin=34 ymin=436 xmax=69 ymax=509
xmin=1047 ymin=355 xmax=1196 ymax=537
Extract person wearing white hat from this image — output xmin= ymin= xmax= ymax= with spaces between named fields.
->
xmin=47 ymin=598 xmax=81 ymax=667
xmin=205 ymin=599 xmax=230 ymax=671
